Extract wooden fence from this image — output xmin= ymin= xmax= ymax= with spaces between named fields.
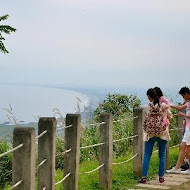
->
xmin=0 ymin=108 xmax=183 ymax=190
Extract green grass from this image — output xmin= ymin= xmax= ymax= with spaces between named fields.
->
xmin=1 ymin=113 xmax=180 ymax=189
xmin=54 ymin=147 xmax=179 ymax=190
xmin=3 ymin=147 xmax=179 ymax=190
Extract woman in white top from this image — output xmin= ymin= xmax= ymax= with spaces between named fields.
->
xmin=166 ymin=87 xmax=190 ymax=175
xmin=139 ymin=88 xmax=170 ymax=184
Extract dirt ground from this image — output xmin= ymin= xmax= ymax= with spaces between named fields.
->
xmin=169 ymin=180 xmax=190 ymax=190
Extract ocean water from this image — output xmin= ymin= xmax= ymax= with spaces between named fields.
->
xmin=0 ymin=84 xmax=90 ymax=124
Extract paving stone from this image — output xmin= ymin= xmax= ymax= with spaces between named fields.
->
xmin=122 ymin=188 xmax=147 ymax=190
xmin=128 ymin=189 xmax=147 ymax=190
xmin=164 ymin=176 xmax=189 ymax=182
xmin=148 ymin=180 xmax=183 ymax=186
xmin=166 ymin=173 xmax=190 ymax=179
xmin=137 ymin=184 xmax=170 ymax=189
xmin=135 ymin=173 xmax=190 ymax=190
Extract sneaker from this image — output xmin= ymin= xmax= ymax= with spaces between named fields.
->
xmin=181 ymin=170 xmax=190 ymax=175
xmin=166 ymin=167 xmax=181 ymax=174
xmin=181 ymin=162 xmax=189 ymax=171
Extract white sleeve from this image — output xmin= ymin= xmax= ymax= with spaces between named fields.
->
xmin=141 ymin=104 xmax=149 ymax=121
xmin=160 ymin=102 xmax=169 ymax=116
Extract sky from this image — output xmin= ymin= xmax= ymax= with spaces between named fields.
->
xmin=1 ymin=0 xmax=190 ymax=90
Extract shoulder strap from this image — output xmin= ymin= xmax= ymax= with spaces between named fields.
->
xmin=148 ymin=103 xmax=161 ymax=114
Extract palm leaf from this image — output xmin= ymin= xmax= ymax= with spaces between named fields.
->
xmin=0 ymin=25 xmax=16 ymax=34
xmin=0 ymin=41 xmax=9 ymax=53
xmin=0 ymin=14 xmax=9 ymax=21
xmin=0 ymin=14 xmax=16 ymax=53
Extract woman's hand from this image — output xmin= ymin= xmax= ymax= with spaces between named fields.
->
xmin=178 ymin=112 xmax=185 ymax=117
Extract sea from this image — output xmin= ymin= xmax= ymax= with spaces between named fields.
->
xmin=0 ymin=84 xmax=182 ymax=139
xmin=0 ymin=84 xmax=90 ymax=122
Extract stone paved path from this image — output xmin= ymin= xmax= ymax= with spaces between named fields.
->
xmin=129 ymin=173 xmax=190 ymax=190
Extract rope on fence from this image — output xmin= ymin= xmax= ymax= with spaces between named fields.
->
xmin=170 ymin=128 xmax=179 ymax=131
xmin=153 ymin=144 xmax=180 ymax=154
xmin=0 ymin=143 xmax=23 ymax=158
xmin=169 ymin=144 xmax=180 ymax=148
xmin=89 ymin=122 xmax=106 ymax=126
xmin=80 ymin=142 xmax=105 ymax=150
xmin=169 ymin=125 xmax=182 ymax=131
xmin=112 ymin=116 xmax=138 ymax=123
xmin=56 ymin=125 xmax=73 ymax=130
xmin=37 ymin=159 xmax=47 ymax=170
xmin=56 ymin=149 xmax=72 ymax=157
xmin=113 ymin=135 xmax=138 ymax=143
xmin=63 ymin=148 xmax=72 ymax=154
xmin=10 ymin=180 xmax=23 ymax=190
xmin=113 ymin=118 xmax=129 ymax=123
xmin=88 ymin=116 xmax=137 ymax=127
xmin=55 ymin=173 xmax=71 ymax=186
xmin=64 ymin=125 xmax=73 ymax=129
xmin=36 ymin=130 xmax=47 ymax=139
xmin=79 ymin=163 xmax=105 ymax=174
xmin=113 ymin=153 xmax=138 ymax=165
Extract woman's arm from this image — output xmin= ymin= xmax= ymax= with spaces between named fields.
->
xmin=170 ymin=104 xmax=187 ymax=111
xmin=178 ymin=112 xmax=190 ymax=119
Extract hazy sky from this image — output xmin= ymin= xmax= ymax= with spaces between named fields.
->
xmin=1 ymin=0 xmax=190 ymax=90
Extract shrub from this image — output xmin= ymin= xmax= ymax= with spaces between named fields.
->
xmin=0 ymin=139 xmax=12 ymax=187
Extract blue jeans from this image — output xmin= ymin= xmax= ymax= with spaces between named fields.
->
xmin=142 ymin=137 xmax=167 ymax=177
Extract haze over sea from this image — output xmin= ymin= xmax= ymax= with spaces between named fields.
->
xmin=0 ymin=83 xmax=183 ymax=124
xmin=0 ymin=84 xmax=90 ymax=124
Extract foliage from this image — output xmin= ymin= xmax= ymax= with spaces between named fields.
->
xmin=0 ymin=139 xmax=12 ymax=187
xmin=80 ymin=112 xmax=134 ymax=162
xmin=0 ymin=14 xmax=16 ymax=53
xmin=112 ymin=114 xmax=134 ymax=157
xmin=93 ymin=93 xmax=141 ymax=120
xmin=168 ymin=108 xmax=182 ymax=146
xmin=55 ymin=137 xmax=65 ymax=169
xmin=80 ymin=125 xmax=100 ymax=162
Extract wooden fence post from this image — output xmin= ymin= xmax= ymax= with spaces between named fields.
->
xmin=133 ymin=108 xmax=143 ymax=177
xmin=99 ymin=113 xmax=113 ymax=189
xmin=38 ymin=117 xmax=57 ymax=190
xmin=13 ymin=127 xmax=35 ymax=190
xmin=64 ymin=114 xmax=81 ymax=190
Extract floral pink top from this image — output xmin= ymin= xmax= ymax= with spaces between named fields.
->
xmin=159 ymin=96 xmax=172 ymax=126
xmin=185 ymin=102 xmax=190 ymax=129
xmin=159 ymin=96 xmax=170 ymax=106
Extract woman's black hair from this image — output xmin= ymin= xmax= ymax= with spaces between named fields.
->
xmin=179 ymin=87 xmax=190 ymax=95
xmin=147 ymin=88 xmax=160 ymax=106
xmin=154 ymin=87 xmax=163 ymax=98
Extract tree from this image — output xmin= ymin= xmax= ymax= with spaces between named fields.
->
xmin=93 ymin=93 xmax=141 ymax=120
xmin=0 ymin=14 xmax=16 ymax=53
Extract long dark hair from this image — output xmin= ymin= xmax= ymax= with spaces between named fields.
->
xmin=147 ymin=88 xmax=160 ymax=106
xmin=154 ymin=87 xmax=163 ymax=98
